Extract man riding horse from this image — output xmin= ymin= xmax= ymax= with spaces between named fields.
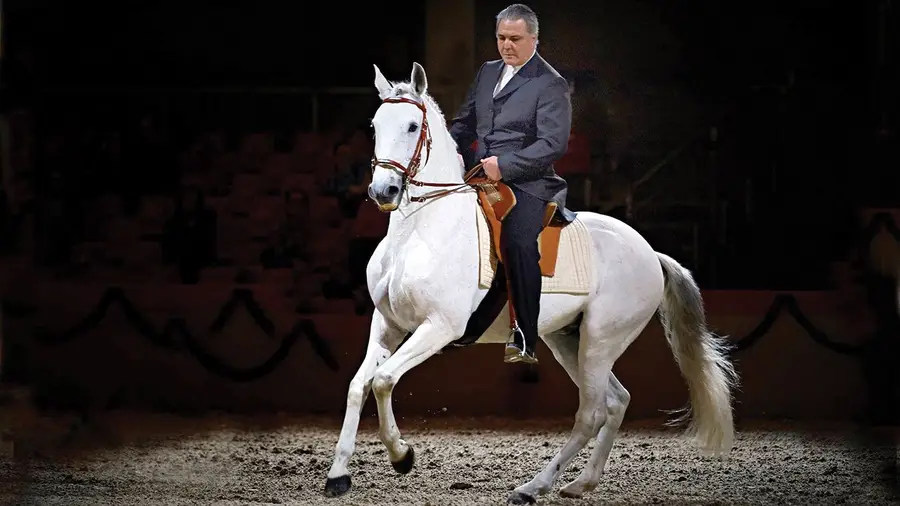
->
xmin=449 ymin=3 xmax=575 ymax=365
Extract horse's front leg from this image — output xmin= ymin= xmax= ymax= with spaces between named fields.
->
xmin=325 ymin=310 xmax=406 ymax=497
xmin=371 ymin=319 xmax=456 ymax=473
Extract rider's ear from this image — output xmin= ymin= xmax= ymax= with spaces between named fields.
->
xmin=410 ymin=62 xmax=428 ymax=97
xmin=374 ymin=64 xmax=392 ymax=100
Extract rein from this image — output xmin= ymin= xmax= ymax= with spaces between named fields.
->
xmin=406 ymin=162 xmax=486 ymax=203
xmin=370 ymin=95 xmax=492 ymax=204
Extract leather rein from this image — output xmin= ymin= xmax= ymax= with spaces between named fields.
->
xmin=370 ymin=96 xmax=487 ymax=204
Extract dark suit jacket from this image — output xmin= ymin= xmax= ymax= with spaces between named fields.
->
xmin=449 ymin=52 xmax=575 ymax=222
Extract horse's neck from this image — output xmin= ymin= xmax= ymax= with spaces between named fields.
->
xmin=380 ymin=94 xmax=479 ymax=250
xmin=386 ymin=122 xmax=476 ymax=247
xmin=386 ymin=180 xmax=477 ymax=244
xmin=412 ymin=104 xmax=464 ymax=188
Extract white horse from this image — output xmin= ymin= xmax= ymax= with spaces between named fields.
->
xmin=324 ymin=62 xmax=738 ymax=504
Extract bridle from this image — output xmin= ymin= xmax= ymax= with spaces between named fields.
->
xmin=370 ymin=95 xmax=485 ymax=205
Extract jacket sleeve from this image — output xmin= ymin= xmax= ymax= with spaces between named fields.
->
xmin=448 ymin=62 xmax=487 ymax=157
xmin=496 ymin=75 xmax=572 ymax=183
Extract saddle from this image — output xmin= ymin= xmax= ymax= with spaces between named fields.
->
xmin=468 ymin=177 xmax=569 ymax=336
xmin=469 ymin=177 xmax=566 ymax=277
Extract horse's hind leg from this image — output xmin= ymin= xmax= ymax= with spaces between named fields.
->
xmin=541 ymin=323 xmax=581 ymax=384
xmin=559 ymin=371 xmax=631 ymax=498
xmin=509 ymin=310 xmax=651 ymax=505
xmin=508 ymin=329 xmax=610 ymax=504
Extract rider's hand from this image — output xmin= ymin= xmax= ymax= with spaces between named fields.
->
xmin=480 ymin=156 xmax=502 ymax=181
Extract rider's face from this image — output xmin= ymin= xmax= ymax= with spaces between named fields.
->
xmin=496 ymin=19 xmax=536 ymax=67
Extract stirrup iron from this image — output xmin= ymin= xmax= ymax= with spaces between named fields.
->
xmin=504 ymin=323 xmax=537 ymax=364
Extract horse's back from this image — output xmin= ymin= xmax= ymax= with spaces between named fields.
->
xmin=571 ymin=210 xmax=664 ymax=298
xmin=573 ymin=210 xmax=656 ymax=258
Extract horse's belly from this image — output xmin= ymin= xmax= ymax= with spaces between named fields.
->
xmin=472 ymin=293 xmax=587 ymax=345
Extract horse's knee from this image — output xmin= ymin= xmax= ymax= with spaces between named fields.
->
xmin=607 ymin=377 xmax=631 ymax=419
xmin=574 ymin=407 xmax=608 ymax=437
xmin=346 ymin=378 xmax=368 ymax=406
xmin=372 ymin=369 xmax=395 ymax=396
xmin=611 ymin=386 xmax=630 ymax=412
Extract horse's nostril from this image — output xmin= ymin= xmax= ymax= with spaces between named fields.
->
xmin=386 ymin=185 xmax=400 ymax=197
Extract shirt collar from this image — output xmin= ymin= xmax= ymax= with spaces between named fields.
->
xmin=506 ymin=48 xmax=536 ymax=74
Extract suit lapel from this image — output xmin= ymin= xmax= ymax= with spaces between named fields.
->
xmin=484 ymin=61 xmax=505 ymax=101
xmin=493 ymin=52 xmax=542 ymax=102
xmin=493 ymin=73 xmax=529 ymax=101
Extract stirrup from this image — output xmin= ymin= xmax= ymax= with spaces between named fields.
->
xmin=504 ymin=324 xmax=538 ymax=364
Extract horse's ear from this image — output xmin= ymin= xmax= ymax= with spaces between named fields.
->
xmin=373 ymin=64 xmax=392 ymax=99
xmin=410 ymin=62 xmax=428 ymax=96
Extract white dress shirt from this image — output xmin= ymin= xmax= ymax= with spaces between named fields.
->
xmin=493 ymin=49 xmax=536 ymax=97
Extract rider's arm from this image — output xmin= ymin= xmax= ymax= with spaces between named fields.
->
xmin=448 ymin=61 xmax=487 ymax=158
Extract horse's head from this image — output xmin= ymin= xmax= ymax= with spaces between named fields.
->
xmin=368 ymin=62 xmax=432 ymax=212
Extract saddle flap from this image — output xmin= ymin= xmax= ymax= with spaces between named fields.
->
xmin=473 ymin=181 xmax=565 ymax=277
xmin=542 ymin=202 xmax=558 ymax=228
xmin=474 ymin=181 xmax=507 ymax=264
xmin=471 ymin=178 xmax=517 ymax=222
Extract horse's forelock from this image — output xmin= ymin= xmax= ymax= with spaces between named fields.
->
xmin=382 ymin=81 xmax=454 ymax=152
xmin=390 ymin=82 xmax=418 ymax=100
xmin=388 ymin=82 xmax=446 ymax=121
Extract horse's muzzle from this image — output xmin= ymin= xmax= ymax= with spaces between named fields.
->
xmin=368 ymin=182 xmax=402 ymax=212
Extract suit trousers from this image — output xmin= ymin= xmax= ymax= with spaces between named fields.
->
xmin=500 ymin=186 xmax=546 ymax=349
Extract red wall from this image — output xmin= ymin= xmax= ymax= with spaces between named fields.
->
xmin=2 ymin=281 xmax=875 ymax=421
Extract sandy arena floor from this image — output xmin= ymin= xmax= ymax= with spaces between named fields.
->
xmin=0 ymin=406 xmax=897 ymax=506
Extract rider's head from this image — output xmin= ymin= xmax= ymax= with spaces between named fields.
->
xmin=495 ymin=4 xmax=538 ymax=68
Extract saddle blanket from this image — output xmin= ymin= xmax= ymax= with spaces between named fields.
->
xmin=475 ymin=207 xmax=594 ymax=295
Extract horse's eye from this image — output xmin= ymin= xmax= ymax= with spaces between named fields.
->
xmin=408 ymin=123 xmax=418 ymax=133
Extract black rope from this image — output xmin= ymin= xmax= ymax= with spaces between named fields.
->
xmin=4 ymin=211 xmax=899 ymax=383
xmin=728 ymin=294 xmax=872 ymax=356
xmin=8 ymin=284 xmax=876 ymax=385
xmin=25 ymin=286 xmax=340 ymax=382
xmin=208 ymin=288 xmax=276 ymax=338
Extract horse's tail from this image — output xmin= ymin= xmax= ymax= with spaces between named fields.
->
xmin=655 ymin=252 xmax=738 ymax=457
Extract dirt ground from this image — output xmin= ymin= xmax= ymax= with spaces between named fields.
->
xmin=0 ymin=403 xmax=897 ymax=506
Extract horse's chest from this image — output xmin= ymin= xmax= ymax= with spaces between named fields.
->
xmin=379 ymin=267 xmax=428 ymax=328
xmin=375 ymin=243 xmax=439 ymax=329
xmin=371 ymin=225 xmax=479 ymax=331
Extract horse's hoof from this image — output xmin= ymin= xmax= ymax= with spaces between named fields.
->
xmin=391 ymin=446 xmax=415 ymax=474
xmin=560 ymin=479 xmax=593 ymax=498
xmin=324 ymin=475 xmax=351 ymax=497
xmin=558 ymin=488 xmax=583 ymax=499
xmin=507 ymin=491 xmax=536 ymax=505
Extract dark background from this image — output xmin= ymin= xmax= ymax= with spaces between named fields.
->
xmin=1 ymin=0 xmax=898 ymax=289
xmin=0 ymin=3 xmax=897 ymax=496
